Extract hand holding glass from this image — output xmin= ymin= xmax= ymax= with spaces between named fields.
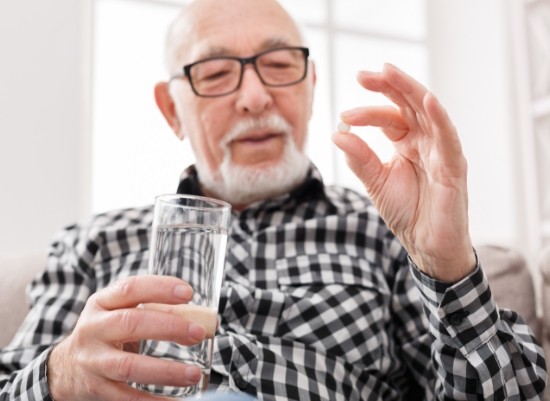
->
xmin=139 ymin=194 xmax=231 ymax=397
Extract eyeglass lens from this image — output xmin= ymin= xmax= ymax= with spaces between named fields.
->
xmin=189 ymin=48 xmax=306 ymax=96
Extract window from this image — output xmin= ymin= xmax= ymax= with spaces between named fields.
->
xmin=91 ymin=0 xmax=427 ymax=212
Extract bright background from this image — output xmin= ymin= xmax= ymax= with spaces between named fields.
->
xmin=1 ymin=0 xmax=549 ymax=277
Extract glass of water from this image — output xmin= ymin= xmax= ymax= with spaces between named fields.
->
xmin=139 ymin=194 xmax=231 ymax=397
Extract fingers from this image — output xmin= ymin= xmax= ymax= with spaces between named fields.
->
xmin=356 ymin=64 xmax=427 ymax=111
xmin=380 ymin=63 xmax=429 ymax=113
xmin=98 ymin=306 xmax=207 ymax=345
xmin=95 ymin=275 xmax=193 ymax=310
xmin=355 ymin=69 xmax=409 ymax=108
xmin=350 ymin=64 xmax=460 ymax=149
xmin=49 ymin=334 xmax=201 ymax=401
xmin=142 ymin=303 xmax=218 ymax=338
xmin=332 ymin=131 xmax=384 ymax=191
xmin=98 ymin=382 xmax=167 ymax=401
xmin=424 ymin=92 xmax=463 ymax=161
xmin=88 ymin=276 xmax=209 ymax=344
xmin=340 ymin=106 xmax=408 ymax=142
xmin=100 ymin=350 xmax=202 ymax=387
xmin=49 ymin=276 xmax=209 ymax=401
xmin=73 ymin=367 xmax=201 ymax=401
xmin=355 ymin=64 xmax=431 ymax=132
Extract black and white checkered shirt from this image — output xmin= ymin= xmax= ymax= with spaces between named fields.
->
xmin=0 ymin=165 xmax=546 ymax=400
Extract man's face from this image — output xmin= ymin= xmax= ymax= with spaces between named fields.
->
xmin=167 ymin=0 xmax=316 ymax=203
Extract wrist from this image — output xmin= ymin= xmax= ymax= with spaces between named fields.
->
xmin=47 ymin=339 xmax=73 ymax=401
xmin=409 ymin=247 xmax=477 ymax=283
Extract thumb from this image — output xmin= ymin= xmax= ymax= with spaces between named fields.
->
xmin=332 ymin=131 xmax=383 ymax=191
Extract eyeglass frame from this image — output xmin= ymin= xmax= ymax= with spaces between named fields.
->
xmin=170 ymin=46 xmax=310 ymax=98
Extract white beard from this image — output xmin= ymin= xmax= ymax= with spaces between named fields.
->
xmin=195 ymin=114 xmax=310 ymax=206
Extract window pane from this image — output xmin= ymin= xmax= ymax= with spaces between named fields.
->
xmin=334 ymin=0 xmax=426 ymax=40
xmin=92 ymin=0 xmax=194 ymax=213
xmin=332 ymin=33 xmax=428 ymax=192
xmin=526 ymin=1 xmax=550 ymax=100
xmin=535 ymin=115 xmax=550 ymax=220
xmin=91 ymin=0 xmax=428 ymax=209
xmin=302 ymin=28 xmax=334 ymax=183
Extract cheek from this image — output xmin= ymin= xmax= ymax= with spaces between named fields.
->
xmin=279 ymin=91 xmax=312 ymax=149
xmin=187 ymin=106 xmax=229 ymax=169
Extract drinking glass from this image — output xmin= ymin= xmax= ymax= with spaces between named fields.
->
xmin=138 ymin=194 xmax=231 ymax=397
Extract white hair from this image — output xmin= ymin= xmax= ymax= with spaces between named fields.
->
xmin=196 ymin=114 xmax=310 ymax=206
xmin=162 ymin=0 xmax=308 ymax=76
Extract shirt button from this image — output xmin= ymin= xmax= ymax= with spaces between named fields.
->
xmin=449 ymin=311 xmax=467 ymax=326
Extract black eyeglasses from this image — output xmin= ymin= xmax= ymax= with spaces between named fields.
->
xmin=171 ymin=46 xmax=309 ymax=98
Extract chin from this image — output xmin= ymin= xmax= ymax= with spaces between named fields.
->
xmin=197 ymin=144 xmax=310 ymax=207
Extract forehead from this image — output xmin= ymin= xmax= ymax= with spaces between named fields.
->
xmin=172 ymin=0 xmax=304 ymax=63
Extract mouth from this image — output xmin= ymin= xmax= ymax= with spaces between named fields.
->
xmin=235 ymin=132 xmax=282 ymax=143
xmin=230 ymin=131 xmax=285 ymax=146
xmin=226 ymin=130 xmax=287 ymax=166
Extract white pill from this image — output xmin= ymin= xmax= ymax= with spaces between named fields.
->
xmin=337 ymin=120 xmax=351 ymax=133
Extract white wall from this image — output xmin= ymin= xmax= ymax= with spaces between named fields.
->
xmin=0 ymin=1 xmax=532 ymax=262
xmin=0 ymin=0 xmax=87 ymax=254
xmin=427 ymin=0 xmax=529 ymax=256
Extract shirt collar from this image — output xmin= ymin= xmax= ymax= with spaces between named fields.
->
xmin=175 ymin=164 xmax=327 ymax=209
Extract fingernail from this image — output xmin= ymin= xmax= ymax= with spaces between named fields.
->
xmin=188 ymin=323 xmax=206 ymax=341
xmin=357 ymin=70 xmax=375 ymax=78
xmin=174 ymin=284 xmax=192 ymax=299
xmin=340 ymin=108 xmax=359 ymax=119
xmin=339 ymin=110 xmax=351 ymax=119
xmin=384 ymin=62 xmax=401 ymax=72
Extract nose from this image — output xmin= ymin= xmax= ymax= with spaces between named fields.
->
xmin=234 ymin=65 xmax=273 ymax=115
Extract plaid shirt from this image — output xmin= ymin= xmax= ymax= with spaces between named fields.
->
xmin=0 ymin=165 xmax=546 ymax=400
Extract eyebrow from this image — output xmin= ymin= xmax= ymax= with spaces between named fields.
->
xmin=196 ymin=37 xmax=298 ymax=60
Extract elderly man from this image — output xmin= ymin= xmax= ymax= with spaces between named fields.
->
xmin=0 ymin=0 xmax=546 ymax=400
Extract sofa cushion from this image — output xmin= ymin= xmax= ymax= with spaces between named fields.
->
xmin=0 ymin=250 xmax=46 ymax=348
xmin=538 ymin=245 xmax=550 ymax=353
xmin=477 ymin=244 xmax=541 ymax=340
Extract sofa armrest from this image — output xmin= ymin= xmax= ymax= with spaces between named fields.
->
xmin=477 ymin=244 xmax=541 ymax=340
xmin=0 ymin=250 xmax=46 ymax=348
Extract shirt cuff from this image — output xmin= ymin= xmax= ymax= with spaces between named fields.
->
xmin=409 ymin=254 xmax=499 ymax=356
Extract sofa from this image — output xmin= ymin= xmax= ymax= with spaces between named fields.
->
xmin=476 ymin=244 xmax=541 ymax=340
xmin=539 ymin=245 xmax=550 ymax=371
xmin=0 ymin=245 xmax=548 ymax=397
xmin=0 ymin=249 xmax=47 ymax=347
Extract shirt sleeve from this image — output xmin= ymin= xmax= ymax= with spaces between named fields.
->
xmin=0 ymin=223 xmax=95 ymax=401
xmin=410 ymin=256 xmax=547 ymax=400
xmin=0 ymin=347 xmax=53 ymax=401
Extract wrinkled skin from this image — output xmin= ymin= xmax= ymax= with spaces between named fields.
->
xmin=333 ymin=64 xmax=476 ymax=283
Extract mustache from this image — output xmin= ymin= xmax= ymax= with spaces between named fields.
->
xmin=220 ymin=115 xmax=293 ymax=149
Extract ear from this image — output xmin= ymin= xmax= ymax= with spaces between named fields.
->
xmin=310 ymin=59 xmax=317 ymax=86
xmin=307 ymin=60 xmax=317 ymax=119
xmin=154 ymin=82 xmax=183 ymax=139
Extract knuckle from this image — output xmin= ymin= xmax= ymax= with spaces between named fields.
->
xmin=115 ymin=277 xmax=138 ymax=298
xmin=87 ymin=291 xmax=102 ymax=311
xmin=164 ymin=313 xmax=185 ymax=336
xmin=114 ymin=354 xmax=135 ymax=381
xmin=118 ymin=309 xmax=143 ymax=337
xmin=168 ymin=322 xmax=184 ymax=341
